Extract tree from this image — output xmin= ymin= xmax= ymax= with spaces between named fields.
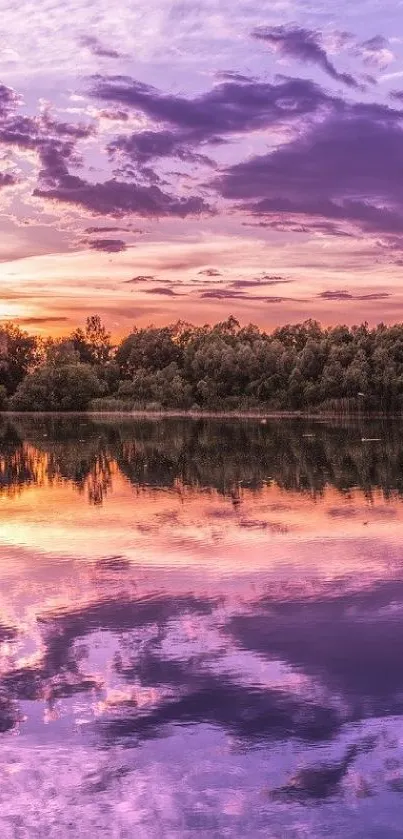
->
xmin=116 ymin=326 xmax=181 ymax=377
xmin=10 ymin=362 xmax=102 ymax=411
xmin=0 ymin=323 xmax=38 ymax=394
xmin=71 ymin=316 xmax=112 ymax=366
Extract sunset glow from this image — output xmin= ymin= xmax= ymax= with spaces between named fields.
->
xmin=1 ymin=1 xmax=403 ymax=333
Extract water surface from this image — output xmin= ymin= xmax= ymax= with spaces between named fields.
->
xmin=1 ymin=415 xmax=403 ymax=837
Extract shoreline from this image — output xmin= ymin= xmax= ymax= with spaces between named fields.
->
xmin=1 ymin=409 xmax=402 ymax=420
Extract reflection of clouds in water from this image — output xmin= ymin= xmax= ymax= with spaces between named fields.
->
xmin=1 ymin=720 xmax=403 ymax=837
xmin=3 ymin=419 xmax=403 ymax=834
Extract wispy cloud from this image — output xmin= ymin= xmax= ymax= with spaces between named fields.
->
xmin=252 ymin=25 xmax=360 ymax=88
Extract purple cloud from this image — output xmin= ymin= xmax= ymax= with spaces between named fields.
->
xmin=88 ymin=238 xmax=127 ymax=252
xmin=319 ymin=290 xmax=390 ymax=301
xmin=252 ymin=25 xmax=360 ymax=89
xmin=0 ymin=83 xmax=20 ymax=119
xmin=80 ymin=36 xmax=122 ymax=60
xmin=215 ymin=71 xmax=255 ymax=84
xmin=213 ymin=105 xmax=403 ymax=239
xmin=34 ymin=173 xmax=210 ymax=219
xmin=0 ymin=172 xmax=18 ymax=188
xmin=84 ymin=225 xmax=131 ymax=234
xmin=199 ymin=289 xmax=299 ymax=302
xmin=229 ymin=277 xmax=291 ymax=288
xmin=89 ymin=75 xmax=334 ymax=146
xmin=108 ymin=128 xmax=213 ymax=167
xmin=145 ymin=286 xmax=182 ymax=296
xmin=124 ymin=275 xmax=155 ymax=284
xmin=198 ymin=268 xmax=222 ymax=277
xmin=356 ymin=35 xmax=393 ymax=70
xmin=99 ymin=108 xmax=130 ymax=122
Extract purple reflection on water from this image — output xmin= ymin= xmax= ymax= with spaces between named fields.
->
xmin=1 ymin=416 xmax=403 ymax=836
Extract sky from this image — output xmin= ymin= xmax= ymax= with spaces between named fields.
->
xmin=1 ymin=0 xmax=403 ymax=334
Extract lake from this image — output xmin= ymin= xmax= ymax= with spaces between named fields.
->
xmin=1 ymin=414 xmax=403 ymax=837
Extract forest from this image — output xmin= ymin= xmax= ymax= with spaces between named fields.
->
xmin=1 ymin=314 xmax=403 ymax=413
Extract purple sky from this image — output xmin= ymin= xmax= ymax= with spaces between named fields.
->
xmin=0 ymin=0 xmax=403 ymax=333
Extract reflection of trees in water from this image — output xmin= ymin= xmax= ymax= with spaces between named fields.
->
xmin=112 ymin=418 xmax=403 ymax=500
xmin=0 ymin=419 xmax=113 ymax=504
xmin=2 ymin=415 xmax=403 ymax=501
xmin=0 ymin=424 xmax=42 ymax=495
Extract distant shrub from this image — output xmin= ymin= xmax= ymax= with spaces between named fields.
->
xmin=89 ymin=397 xmax=133 ymax=412
xmin=145 ymin=401 xmax=162 ymax=412
xmin=0 ymin=385 xmax=8 ymax=411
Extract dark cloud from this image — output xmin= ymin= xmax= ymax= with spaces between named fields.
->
xmin=0 ymin=83 xmax=20 ymax=118
xmin=84 ymin=225 xmax=131 ymax=233
xmin=0 ymin=172 xmax=18 ymax=188
xmin=98 ymin=107 xmax=130 ymax=121
xmin=88 ymin=238 xmax=127 ymax=252
xmin=198 ymin=268 xmax=222 ymax=277
xmin=101 ymin=73 xmax=340 ymax=168
xmin=390 ymin=90 xmax=403 ymax=103
xmin=252 ymin=25 xmax=360 ymax=89
xmin=89 ymin=74 xmax=335 ymax=146
xmin=80 ymin=35 xmax=122 ymax=60
xmin=34 ymin=173 xmax=210 ymax=219
xmin=357 ymin=35 xmax=392 ymax=69
xmin=15 ymin=316 xmax=69 ymax=325
xmin=319 ymin=290 xmax=390 ymax=301
xmin=0 ymin=110 xmax=93 ymax=154
xmin=0 ymin=110 xmax=93 ymax=208
xmin=215 ymin=71 xmax=255 ymax=83
xmin=124 ymin=275 xmax=155 ymax=284
xmin=40 ymin=111 xmax=94 ymax=140
xmin=230 ymin=277 xmax=291 ymax=288
xmin=199 ymin=289 xmax=298 ymax=303
xmin=144 ymin=286 xmax=182 ymax=296
xmin=213 ymin=107 xmax=403 ymax=239
xmin=108 ymin=129 xmax=213 ymax=167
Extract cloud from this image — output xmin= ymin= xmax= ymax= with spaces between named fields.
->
xmin=198 ymin=268 xmax=222 ymax=277
xmin=97 ymin=107 xmax=130 ymax=121
xmin=252 ymin=25 xmax=360 ymax=89
xmin=88 ymin=237 xmax=127 ymax=252
xmin=89 ymin=74 xmax=335 ymax=146
xmin=15 ymin=316 xmax=69 ymax=325
xmin=80 ymin=35 xmax=122 ymax=60
xmin=144 ymin=286 xmax=182 ymax=296
xmin=0 ymin=172 xmax=18 ymax=188
xmin=34 ymin=173 xmax=210 ymax=219
xmin=108 ymin=128 xmax=213 ymax=166
xmin=84 ymin=225 xmax=131 ymax=233
xmin=0 ymin=82 xmax=20 ymax=118
xmin=356 ymin=35 xmax=394 ymax=70
xmin=199 ymin=289 xmax=298 ymax=303
xmin=124 ymin=275 xmax=155 ymax=284
xmin=215 ymin=71 xmax=255 ymax=84
xmin=319 ymin=290 xmax=390 ymax=301
xmin=229 ymin=277 xmax=291 ymax=288
xmin=213 ymin=105 xmax=403 ymax=240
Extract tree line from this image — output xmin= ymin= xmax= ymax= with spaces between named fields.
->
xmin=1 ymin=314 xmax=403 ymax=412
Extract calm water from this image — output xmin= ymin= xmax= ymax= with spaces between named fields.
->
xmin=2 ymin=415 xmax=403 ymax=837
